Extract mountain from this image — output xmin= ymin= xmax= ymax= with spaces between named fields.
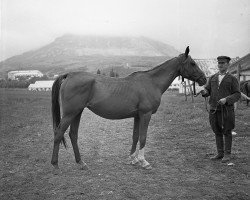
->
xmin=0 ymin=34 xmax=180 ymax=76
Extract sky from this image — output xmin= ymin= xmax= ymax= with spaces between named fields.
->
xmin=1 ymin=0 xmax=250 ymax=61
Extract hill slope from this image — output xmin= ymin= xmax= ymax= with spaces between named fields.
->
xmin=0 ymin=35 xmax=180 ymax=76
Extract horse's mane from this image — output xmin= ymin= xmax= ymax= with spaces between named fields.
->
xmin=127 ymin=56 xmax=179 ymax=78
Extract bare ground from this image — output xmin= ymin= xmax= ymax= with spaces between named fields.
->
xmin=0 ymin=89 xmax=249 ymax=200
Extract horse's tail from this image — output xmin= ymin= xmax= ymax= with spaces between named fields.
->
xmin=52 ymin=73 xmax=68 ymax=148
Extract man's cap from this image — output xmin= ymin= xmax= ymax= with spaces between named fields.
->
xmin=217 ymin=56 xmax=231 ymax=63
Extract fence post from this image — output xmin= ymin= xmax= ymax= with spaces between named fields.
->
xmin=237 ymin=64 xmax=241 ymax=83
xmin=187 ymin=80 xmax=194 ymax=102
xmin=193 ymin=81 xmax=196 ymax=96
xmin=184 ymin=81 xmax=187 ymax=101
xmin=235 ymin=64 xmax=241 ymax=111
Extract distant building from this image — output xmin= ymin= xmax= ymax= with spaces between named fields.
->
xmin=228 ymin=54 xmax=250 ymax=81
xmin=8 ymin=70 xmax=43 ymax=80
xmin=28 ymin=80 xmax=54 ymax=91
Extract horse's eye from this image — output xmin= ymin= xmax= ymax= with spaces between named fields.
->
xmin=191 ymin=62 xmax=195 ymax=66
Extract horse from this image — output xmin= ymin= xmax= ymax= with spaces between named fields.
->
xmin=51 ymin=46 xmax=207 ymax=174
xmin=240 ymin=80 xmax=250 ymax=106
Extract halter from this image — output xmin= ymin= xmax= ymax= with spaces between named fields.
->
xmin=179 ymin=56 xmax=203 ymax=83
xmin=179 ymin=56 xmax=202 ymax=95
xmin=178 ymin=56 xmax=188 ymax=83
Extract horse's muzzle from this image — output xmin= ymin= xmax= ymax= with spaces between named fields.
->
xmin=197 ymin=76 xmax=207 ymax=86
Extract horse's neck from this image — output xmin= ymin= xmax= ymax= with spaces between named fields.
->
xmin=148 ymin=58 xmax=180 ymax=93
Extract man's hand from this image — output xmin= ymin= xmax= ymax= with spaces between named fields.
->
xmin=218 ymin=98 xmax=227 ymax=105
xmin=200 ymin=90 xmax=207 ymax=96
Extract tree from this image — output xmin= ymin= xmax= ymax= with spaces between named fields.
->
xmin=97 ymin=69 xmax=101 ymax=75
xmin=0 ymin=79 xmax=29 ymax=88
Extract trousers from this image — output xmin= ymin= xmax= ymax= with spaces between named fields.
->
xmin=209 ymin=107 xmax=235 ymax=154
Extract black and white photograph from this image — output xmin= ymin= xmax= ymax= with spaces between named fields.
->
xmin=0 ymin=0 xmax=249 ymax=199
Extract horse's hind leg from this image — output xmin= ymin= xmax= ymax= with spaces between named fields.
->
xmin=51 ymin=114 xmax=76 ymax=174
xmin=69 ymin=110 xmax=88 ymax=170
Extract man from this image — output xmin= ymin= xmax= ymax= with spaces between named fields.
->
xmin=201 ymin=56 xmax=241 ymax=162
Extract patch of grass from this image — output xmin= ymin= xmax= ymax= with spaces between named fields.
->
xmin=0 ymin=89 xmax=249 ymax=200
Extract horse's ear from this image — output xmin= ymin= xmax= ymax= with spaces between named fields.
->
xmin=185 ymin=46 xmax=190 ymax=58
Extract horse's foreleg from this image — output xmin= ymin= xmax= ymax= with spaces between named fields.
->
xmin=127 ymin=115 xmax=140 ymax=165
xmin=51 ymin=115 xmax=75 ymax=174
xmin=69 ymin=111 xmax=88 ymax=170
xmin=138 ymin=112 xmax=152 ymax=169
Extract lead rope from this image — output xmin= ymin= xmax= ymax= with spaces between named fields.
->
xmin=221 ymin=104 xmax=224 ymax=129
xmin=205 ymin=97 xmax=209 ymax=113
xmin=206 ymin=102 xmax=228 ymax=129
xmin=207 ymin=102 xmax=228 ymax=130
xmin=194 ymin=94 xmax=228 ymax=130
xmin=220 ymin=104 xmax=228 ymax=130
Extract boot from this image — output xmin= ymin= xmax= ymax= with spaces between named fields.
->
xmin=221 ymin=154 xmax=231 ymax=163
xmin=210 ymin=154 xmax=224 ymax=160
xmin=222 ymin=133 xmax=232 ymax=163
xmin=210 ymin=135 xmax=224 ymax=160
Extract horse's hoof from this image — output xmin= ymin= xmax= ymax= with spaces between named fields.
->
xmin=143 ymin=164 xmax=152 ymax=170
xmin=125 ymin=159 xmax=132 ymax=165
xmin=77 ymin=161 xmax=89 ymax=170
xmin=53 ymin=168 xmax=61 ymax=175
xmin=52 ymin=164 xmax=61 ymax=175
xmin=79 ymin=164 xmax=89 ymax=171
xmin=78 ymin=164 xmax=92 ymax=174
xmin=125 ymin=157 xmax=139 ymax=165
xmin=131 ymin=158 xmax=139 ymax=165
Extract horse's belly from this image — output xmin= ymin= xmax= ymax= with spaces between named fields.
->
xmin=87 ymin=99 xmax=138 ymax=119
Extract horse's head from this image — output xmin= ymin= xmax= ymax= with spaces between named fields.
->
xmin=178 ymin=46 xmax=207 ymax=86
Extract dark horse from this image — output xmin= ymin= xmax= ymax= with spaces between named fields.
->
xmin=51 ymin=46 xmax=207 ymax=174
xmin=240 ymin=80 xmax=250 ymax=106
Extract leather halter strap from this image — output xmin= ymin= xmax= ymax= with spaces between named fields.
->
xmin=178 ymin=56 xmax=202 ymax=84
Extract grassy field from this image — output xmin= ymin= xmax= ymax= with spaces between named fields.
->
xmin=0 ymin=88 xmax=249 ymax=200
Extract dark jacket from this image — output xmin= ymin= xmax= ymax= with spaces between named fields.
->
xmin=203 ymin=72 xmax=241 ymax=110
